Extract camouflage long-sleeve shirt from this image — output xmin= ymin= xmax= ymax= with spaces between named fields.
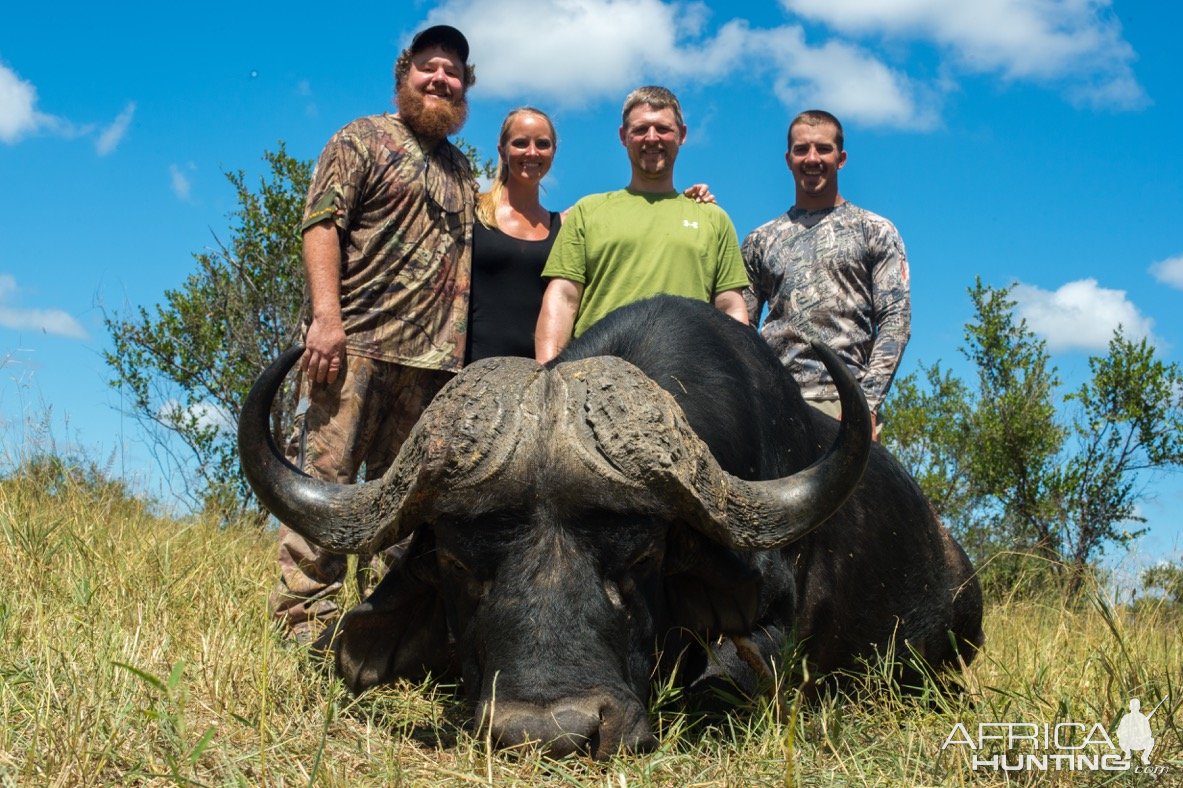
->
xmin=742 ymin=202 xmax=910 ymax=413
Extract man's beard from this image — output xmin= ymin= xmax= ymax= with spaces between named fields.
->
xmin=397 ymin=82 xmax=468 ymax=141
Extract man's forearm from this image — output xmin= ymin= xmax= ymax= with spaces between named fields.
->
xmin=304 ymin=222 xmax=343 ymax=325
xmin=534 ymin=305 xmax=577 ymax=364
xmin=535 ymin=279 xmax=583 ymax=363
xmin=713 ymin=289 xmax=749 ymax=325
xmin=301 ymin=222 xmax=347 ymax=383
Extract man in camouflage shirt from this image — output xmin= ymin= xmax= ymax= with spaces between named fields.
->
xmin=743 ymin=110 xmax=910 ymax=439
xmin=270 ymin=25 xmax=478 ymax=642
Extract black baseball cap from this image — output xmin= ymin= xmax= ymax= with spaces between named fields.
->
xmin=410 ymin=25 xmax=470 ymax=64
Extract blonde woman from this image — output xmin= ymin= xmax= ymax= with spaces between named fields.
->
xmin=467 ymin=107 xmax=561 ymax=362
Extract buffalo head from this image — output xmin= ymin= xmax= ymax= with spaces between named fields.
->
xmin=239 ymin=320 xmax=870 ymax=757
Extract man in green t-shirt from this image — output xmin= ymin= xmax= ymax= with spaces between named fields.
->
xmin=534 ymin=86 xmax=749 ymax=362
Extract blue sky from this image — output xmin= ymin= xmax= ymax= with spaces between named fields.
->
xmin=1 ymin=1 xmax=1179 ymax=579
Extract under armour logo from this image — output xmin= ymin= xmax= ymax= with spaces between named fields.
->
xmin=682 ymin=219 xmax=699 ymax=229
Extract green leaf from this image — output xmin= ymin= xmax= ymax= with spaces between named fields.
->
xmin=112 ymin=661 xmax=167 ymax=694
xmin=167 ymin=659 xmax=186 ymax=693
xmin=188 ymin=725 xmax=217 ymax=766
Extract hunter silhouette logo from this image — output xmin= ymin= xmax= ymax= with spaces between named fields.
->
xmin=1115 ymin=697 xmax=1164 ymax=765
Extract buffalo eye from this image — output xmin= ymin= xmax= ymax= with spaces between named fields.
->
xmin=437 ymin=549 xmax=472 ymax=578
xmin=628 ymin=549 xmax=662 ymax=577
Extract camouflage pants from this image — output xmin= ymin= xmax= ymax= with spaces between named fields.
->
xmin=269 ymin=354 xmax=451 ymax=637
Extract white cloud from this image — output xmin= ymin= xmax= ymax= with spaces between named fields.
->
xmin=1 ymin=61 xmax=135 ymax=150
xmin=160 ymin=400 xmax=235 ymax=434
xmin=751 ymin=26 xmax=935 ymax=128
xmin=169 ymin=163 xmax=194 ymax=202
xmin=1012 ymin=278 xmax=1155 ymax=353
xmin=95 ymin=101 xmax=136 ymax=156
xmin=0 ymin=62 xmax=38 ymax=142
xmin=420 ymin=0 xmax=1140 ymax=128
xmin=0 ymin=273 xmax=89 ymax=340
xmin=430 ymin=0 xmax=708 ymax=107
xmin=780 ymin=0 xmax=1146 ymax=109
xmin=423 ymin=0 xmax=932 ymax=127
xmin=296 ymin=80 xmax=318 ymax=118
xmin=0 ymin=61 xmax=49 ymax=143
xmin=1149 ymin=255 xmax=1183 ymax=290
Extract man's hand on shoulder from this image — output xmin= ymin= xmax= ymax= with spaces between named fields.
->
xmin=683 ymin=183 xmax=716 ymax=204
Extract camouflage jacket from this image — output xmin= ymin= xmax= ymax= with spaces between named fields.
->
xmin=742 ymin=202 xmax=910 ymax=413
xmin=302 ymin=114 xmax=476 ymax=372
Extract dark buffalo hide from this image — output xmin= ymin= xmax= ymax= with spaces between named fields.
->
xmin=238 ymin=295 xmax=983 ymax=758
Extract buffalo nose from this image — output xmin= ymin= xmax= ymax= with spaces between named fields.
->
xmin=484 ymin=698 xmax=657 ymax=759
xmin=490 ymin=703 xmax=601 ymax=758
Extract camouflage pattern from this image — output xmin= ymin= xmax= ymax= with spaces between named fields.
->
xmin=302 ymin=113 xmax=476 ymax=372
xmin=270 ymin=355 xmax=452 ymax=635
xmin=742 ymin=202 xmax=910 ymax=413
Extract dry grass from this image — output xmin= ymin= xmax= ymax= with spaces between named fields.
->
xmin=0 ymin=469 xmax=1178 ymax=786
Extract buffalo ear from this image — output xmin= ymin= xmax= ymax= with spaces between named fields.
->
xmin=663 ymin=527 xmax=761 ymax=636
xmin=313 ymin=529 xmax=453 ymax=693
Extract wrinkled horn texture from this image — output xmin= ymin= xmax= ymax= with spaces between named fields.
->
xmin=351 ymin=356 xmax=545 ymax=550
xmin=550 ymin=349 xmax=869 ymax=551
xmin=549 ymin=358 xmax=756 ymax=543
xmin=239 ymin=354 xmax=543 ymax=554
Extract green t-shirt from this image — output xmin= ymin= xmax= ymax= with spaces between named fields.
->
xmin=541 ymin=189 xmax=749 ymax=337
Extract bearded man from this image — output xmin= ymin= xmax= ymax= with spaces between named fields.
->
xmin=270 ymin=25 xmax=477 ymax=643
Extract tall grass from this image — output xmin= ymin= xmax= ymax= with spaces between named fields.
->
xmin=0 ymin=465 xmax=1178 ymax=786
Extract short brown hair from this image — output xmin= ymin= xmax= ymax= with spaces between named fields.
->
xmin=788 ymin=110 xmax=844 ymax=151
xmin=621 ymin=85 xmax=684 ymax=129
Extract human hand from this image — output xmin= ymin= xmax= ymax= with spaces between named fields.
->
xmin=302 ymin=316 xmax=347 ymax=384
xmin=684 ymin=183 xmax=716 ymax=204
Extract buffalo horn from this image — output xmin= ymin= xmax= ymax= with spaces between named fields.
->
xmin=704 ymin=340 xmax=872 ymax=548
xmin=561 ymin=340 xmax=870 ymax=551
xmin=236 ymin=348 xmax=539 ymax=553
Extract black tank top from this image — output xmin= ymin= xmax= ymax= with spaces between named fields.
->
xmin=466 ymin=211 xmax=561 ymax=363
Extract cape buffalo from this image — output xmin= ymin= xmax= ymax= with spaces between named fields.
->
xmin=238 ymin=295 xmax=983 ymax=758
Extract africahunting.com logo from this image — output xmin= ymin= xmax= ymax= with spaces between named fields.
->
xmin=941 ymin=697 xmax=1172 ymax=776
